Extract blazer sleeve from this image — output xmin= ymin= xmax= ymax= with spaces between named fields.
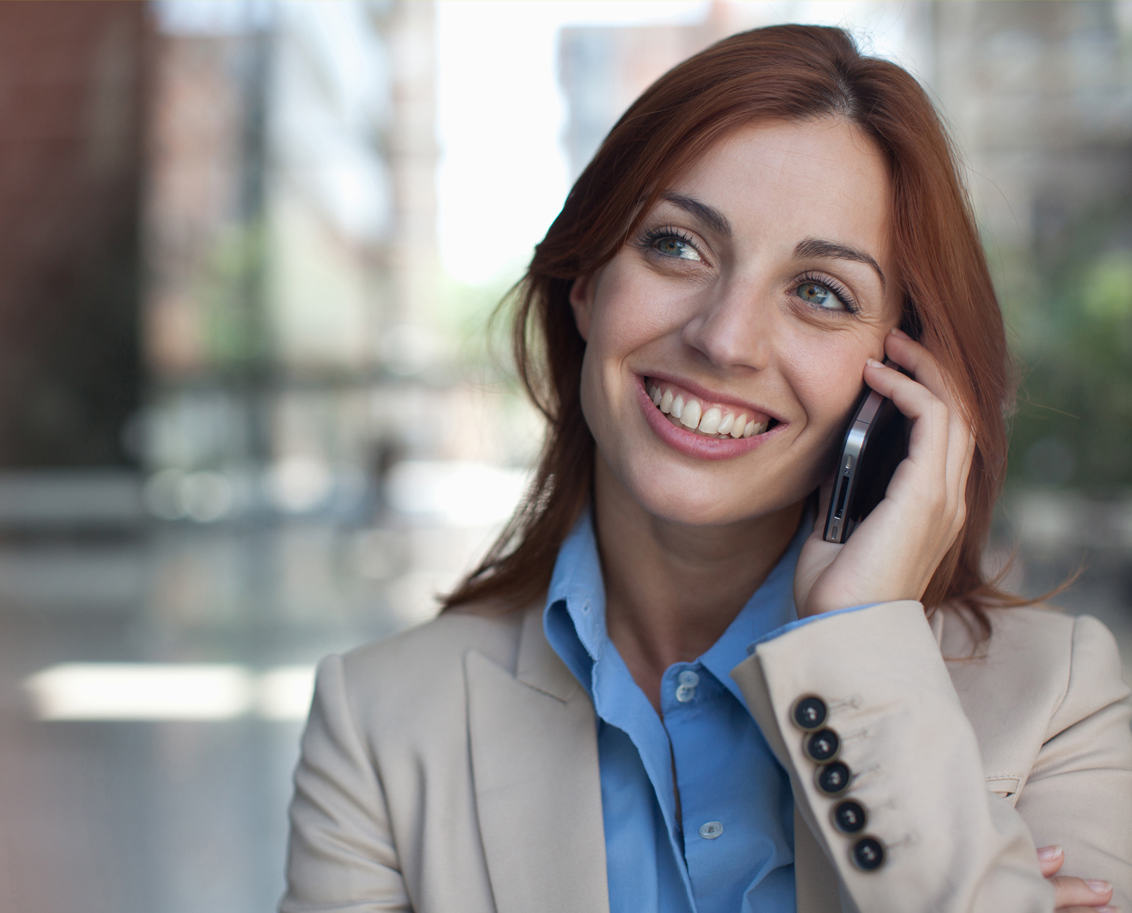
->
xmin=1013 ymin=614 xmax=1132 ymax=911
xmin=729 ymin=600 xmax=1131 ymax=913
xmin=280 ymin=655 xmax=412 ymax=913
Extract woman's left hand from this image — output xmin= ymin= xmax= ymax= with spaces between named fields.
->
xmin=1038 ymin=845 xmax=1117 ymax=912
xmin=793 ymin=328 xmax=976 ymax=617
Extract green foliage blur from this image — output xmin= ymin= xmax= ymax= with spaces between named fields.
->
xmin=437 ymin=265 xmax=526 ymax=382
xmin=200 ymin=221 xmax=269 ymax=371
xmin=1002 ymin=198 xmax=1132 ymax=490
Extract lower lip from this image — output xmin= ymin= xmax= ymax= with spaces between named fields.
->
xmin=635 ymin=377 xmax=784 ymax=461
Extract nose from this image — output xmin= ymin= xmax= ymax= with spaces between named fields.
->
xmin=680 ymin=278 xmax=773 ymax=371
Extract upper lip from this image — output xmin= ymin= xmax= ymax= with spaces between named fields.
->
xmin=641 ymin=372 xmax=786 ymax=424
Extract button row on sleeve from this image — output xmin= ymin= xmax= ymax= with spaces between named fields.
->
xmin=790 ymin=694 xmax=886 ymax=873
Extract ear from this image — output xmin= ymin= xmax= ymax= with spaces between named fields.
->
xmin=568 ymin=273 xmax=595 ymax=342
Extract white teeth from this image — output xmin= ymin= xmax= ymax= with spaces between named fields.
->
xmin=649 ymin=383 xmax=773 ymax=440
xmin=698 ymin=407 xmax=721 ymax=435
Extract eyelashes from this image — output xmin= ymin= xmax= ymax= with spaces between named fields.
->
xmin=637 ymin=224 xmax=702 ymax=261
xmin=795 ymin=271 xmax=860 ymax=314
xmin=635 ymin=223 xmax=861 ymax=315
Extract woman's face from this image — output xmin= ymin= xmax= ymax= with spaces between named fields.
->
xmin=570 ymin=117 xmax=903 ymax=527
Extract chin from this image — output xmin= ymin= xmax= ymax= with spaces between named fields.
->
xmin=617 ymin=459 xmax=810 ymax=529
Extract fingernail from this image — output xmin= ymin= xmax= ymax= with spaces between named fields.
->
xmin=890 ymin=327 xmax=911 ymax=339
xmin=1036 ymin=844 xmax=1063 ymax=860
xmin=1096 ymin=906 xmax=1118 ymax=913
xmin=865 ymin=358 xmax=881 ymax=368
xmin=1086 ymin=880 xmax=1112 ymax=893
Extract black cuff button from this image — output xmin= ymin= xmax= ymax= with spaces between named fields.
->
xmin=804 ymin=728 xmax=840 ymax=763
xmin=815 ymin=760 xmax=851 ymax=796
xmin=792 ymin=696 xmax=827 ymax=731
xmin=851 ymin=836 xmax=886 ymax=871
xmin=832 ymin=799 xmax=867 ymax=834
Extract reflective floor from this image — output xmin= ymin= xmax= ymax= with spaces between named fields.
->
xmin=0 ymin=507 xmax=504 ymax=913
xmin=1 ymin=492 xmax=1129 ymax=913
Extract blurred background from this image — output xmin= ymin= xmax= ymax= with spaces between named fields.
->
xmin=0 ymin=1 xmax=1129 ymax=910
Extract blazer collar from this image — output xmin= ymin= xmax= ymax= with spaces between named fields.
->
xmin=466 ymin=604 xmax=609 ymax=913
xmin=517 ymin=600 xmax=581 ymax=702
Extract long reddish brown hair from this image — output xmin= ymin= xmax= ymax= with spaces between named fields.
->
xmin=445 ymin=24 xmax=1019 ymax=628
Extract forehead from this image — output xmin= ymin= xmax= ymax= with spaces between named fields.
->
xmin=664 ymin=117 xmax=894 ymax=257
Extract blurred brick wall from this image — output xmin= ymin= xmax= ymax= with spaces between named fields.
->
xmin=0 ymin=1 xmax=147 ymax=467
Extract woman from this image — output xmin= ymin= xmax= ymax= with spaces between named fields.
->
xmin=281 ymin=25 xmax=1132 ymax=913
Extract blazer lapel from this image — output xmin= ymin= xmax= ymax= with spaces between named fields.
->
xmin=466 ymin=606 xmax=610 ymax=913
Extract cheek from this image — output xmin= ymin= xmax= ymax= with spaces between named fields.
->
xmin=588 ymin=258 xmax=694 ymax=352
xmin=592 ymin=301 xmax=667 ymax=359
xmin=577 ymin=343 xmax=602 ymax=437
xmin=778 ymin=333 xmax=874 ymax=429
xmin=576 ymin=311 xmax=635 ymax=451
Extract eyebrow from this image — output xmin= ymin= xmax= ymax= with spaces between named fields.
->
xmin=658 ymin=192 xmax=887 ymax=290
xmin=659 ymin=192 xmax=732 ymax=239
xmin=794 ymin=238 xmax=887 ymax=290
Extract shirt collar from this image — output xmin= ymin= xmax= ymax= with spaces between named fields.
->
xmin=543 ymin=508 xmax=609 ymax=695
xmin=543 ymin=505 xmax=810 ymax=703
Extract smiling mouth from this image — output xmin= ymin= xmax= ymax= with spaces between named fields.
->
xmin=644 ymin=378 xmax=780 ymax=439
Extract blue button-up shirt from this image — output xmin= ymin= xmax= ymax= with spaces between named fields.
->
xmin=543 ymin=511 xmax=813 ymax=913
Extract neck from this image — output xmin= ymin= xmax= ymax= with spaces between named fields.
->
xmin=593 ymin=455 xmax=804 ymax=712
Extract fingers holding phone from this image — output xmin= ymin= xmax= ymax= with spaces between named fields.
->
xmin=867 ymin=329 xmax=975 ymax=549
xmin=795 ymin=328 xmax=977 ymax=617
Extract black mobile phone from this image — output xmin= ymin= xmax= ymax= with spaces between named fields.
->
xmin=823 ymin=364 xmax=911 ymax=543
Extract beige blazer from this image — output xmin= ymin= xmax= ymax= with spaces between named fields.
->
xmin=281 ymin=601 xmax=1132 ymax=913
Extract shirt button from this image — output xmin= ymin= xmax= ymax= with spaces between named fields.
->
xmin=677 ymin=670 xmax=699 ymax=687
xmin=699 ymin=821 xmax=724 ymax=839
xmin=675 ymin=683 xmax=696 ymax=702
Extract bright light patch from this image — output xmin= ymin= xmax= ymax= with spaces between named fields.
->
xmin=436 ymin=0 xmax=710 ymax=284
xmin=24 ymin=664 xmax=316 ymax=722
xmin=257 ymin=665 xmax=318 ymax=721
xmin=384 ymin=460 xmax=532 ymax=526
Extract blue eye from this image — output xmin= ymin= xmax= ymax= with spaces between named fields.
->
xmin=640 ymin=226 xmax=703 ymax=262
xmin=796 ymin=279 xmax=850 ymax=312
xmin=655 ymin=235 xmax=700 ymax=260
